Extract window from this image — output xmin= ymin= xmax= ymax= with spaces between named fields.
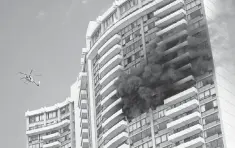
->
xmin=91 ymin=27 xmax=102 ymax=47
xmin=29 ymin=114 xmax=44 ymax=123
xmin=161 ymin=134 xmax=167 ymax=142
xmin=155 ymin=134 xmax=168 ymax=145
xmin=62 ymin=125 xmax=70 ymax=133
xmin=204 ymin=125 xmax=222 ymax=138
xmin=120 ymin=0 xmax=138 ymax=14
xmin=203 ymin=113 xmax=219 ymax=125
xmin=186 ymin=0 xmax=201 ymax=10
xmin=141 ymin=118 xmax=146 ymax=126
xmin=156 ymin=137 xmax=161 ymax=145
xmin=29 ymin=135 xmax=39 ymax=143
xmin=60 ymin=105 xmax=69 ymax=115
xmin=144 ymin=26 xmax=148 ymax=32
xmin=158 ymin=121 xmax=167 ymax=131
xmin=147 ymin=12 xmax=154 ymax=20
xmin=103 ymin=11 xmax=117 ymax=30
xmin=189 ymin=9 xmax=202 ymax=20
xmin=198 ymin=87 xmax=216 ymax=100
xmin=158 ymin=110 xmax=165 ymax=118
xmin=201 ymin=100 xmax=217 ymax=112
xmin=47 ymin=111 xmax=57 ymax=119
xmin=206 ymin=138 xmax=224 ymax=148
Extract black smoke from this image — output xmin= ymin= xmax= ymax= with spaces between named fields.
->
xmin=114 ymin=31 xmax=213 ymax=121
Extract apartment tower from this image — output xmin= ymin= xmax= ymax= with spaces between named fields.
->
xmin=81 ymin=0 xmax=235 ymax=148
xmin=25 ymin=98 xmax=76 ymax=148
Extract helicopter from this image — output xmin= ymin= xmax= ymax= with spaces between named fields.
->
xmin=18 ymin=69 xmax=41 ymax=86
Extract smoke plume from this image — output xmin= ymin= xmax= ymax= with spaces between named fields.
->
xmin=115 ymin=28 xmax=213 ymax=121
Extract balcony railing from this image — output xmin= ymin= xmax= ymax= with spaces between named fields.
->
xmin=164 ymin=87 xmax=197 ymax=105
xmin=26 ymin=119 xmax=70 ymax=136
xmin=97 ymin=34 xmax=121 ymax=57
xmin=103 ymin=132 xmax=128 ymax=148
xmin=43 ymin=141 xmax=61 ymax=148
xmin=174 ymin=137 xmax=205 ymax=148
xmin=168 ymin=124 xmax=203 ymax=142
xmin=103 ymin=120 xmax=127 ymax=141
xmin=98 ymin=44 xmax=122 ymax=66
xmin=42 ymin=132 xmax=60 ymax=141
xmin=154 ymin=0 xmax=185 ymax=18
xmin=99 ymin=55 xmax=122 ymax=78
xmin=166 ymin=99 xmax=199 ymax=118
xmin=99 ymin=65 xmax=124 ymax=87
xmin=167 ymin=112 xmax=201 ymax=129
xmin=155 ymin=8 xmax=186 ymax=28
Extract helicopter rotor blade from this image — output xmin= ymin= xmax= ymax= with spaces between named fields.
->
xmin=19 ymin=72 xmax=27 ymax=75
xmin=34 ymin=74 xmax=42 ymax=77
xmin=30 ymin=69 xmax=33 ymax=75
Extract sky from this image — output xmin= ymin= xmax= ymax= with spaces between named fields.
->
xmin=0 ymin=0 xmax=113 ymax=147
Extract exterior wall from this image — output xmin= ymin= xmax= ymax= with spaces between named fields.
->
xmin=203 ymin=0 xmax=235 ymax=148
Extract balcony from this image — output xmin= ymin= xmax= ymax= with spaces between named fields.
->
xmin=81 ymin=109 xmax=88 ymax=118
xmin=100 ymin=65 xmax=124 ymax=86
xmin=103 ymin=132 xmax=128 ymax=148
xmin=81 ymin=138 xmax=89 ymax=148
xmin=164 ymin=87 xmax=197 ymax=106
xmin=101 ymin=90 xmax=117 ymax=108
xmin=164 ymin=40 xmax=188 ymax=56
xmin=26 ymin=119 xmax=70 ymax=136
xmin=82 ymin=129 xmax=89 ymax=138
xmin=155 ymin=9 xmax=186 ymax=28
xmin=177 ymin=63 xmax=192 ymax=71
xmin=118 ymin=143 xmax=129 ymax=148
xmin=174 ymin=75 xmax=195 ymax=87
xmin=99 ymin=54 xmax=122 ymax=78
xmin=158 ymin=30 xmax=188 ymax=46
xmin=98 ymin=34 xmax=121 ymax=57
xmin=166 ymin=99 xmax=199 ymax=118
xmin=167 ymin=112 xmax=201 ymax=129
xmin=102 ymin=98 xmax=122 ymax=119
xmin=103 ymin=120 xmax=127 ymax=141
xmin=164 ymin=52 xmax=190 ymax=67
xmin=174 ymin=137 xmax=205 ymax=148
xmin=43 ymin=141 xmax=61 ymax=148
xmin=154 ymin=0 xmax=185 ymax=18
xmin=168 ymin=124 xmax=203 ymax=142
xmin=102 ymin=109 xmax=124 ymax=130
xmin=81 ymin=100 xmax=88 ymax=109
xmin=157 ymin=19 xmax=187 ymax=36
xmin=100 ymin=77 xmax=118 ymax=98
xmin=98 ymin=44 xmax=122 ymax=66
xmin=42 ymin=132 xmax=60 ymax=141
xmin=80 ymin=90 xmax=88 ymax=99
xmin=81 ymin=119 xmax=89 ymax=128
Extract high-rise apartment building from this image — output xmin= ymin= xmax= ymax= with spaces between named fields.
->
xmin=25 ymin=98 xmax=76 ymax=148
xmin=81 ymin=0 xmax=234 ymax=148
xmin=25 ymin=0 xmax=234 ymax=148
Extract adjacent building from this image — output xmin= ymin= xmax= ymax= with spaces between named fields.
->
xmin=25 ymin=98 xmax=76 ymax=148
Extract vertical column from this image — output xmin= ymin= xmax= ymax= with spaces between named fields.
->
xmin=149 ymin=109 xmax=156 ymax=148
xmin=57 ymin=105 xmax=61 ymax=122
xmin=43 ymin=109 xmax=47 ymax=126
xmin=88 ymin=59 xmax=98 ymax=148
xmin=140 ymin=17 xmax=148 ymax=62
xmin=26 ymin=117 xmax=29 ymax=148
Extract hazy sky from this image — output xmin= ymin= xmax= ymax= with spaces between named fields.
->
xmin=0 ymin=0 xmax=112 ymax=147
